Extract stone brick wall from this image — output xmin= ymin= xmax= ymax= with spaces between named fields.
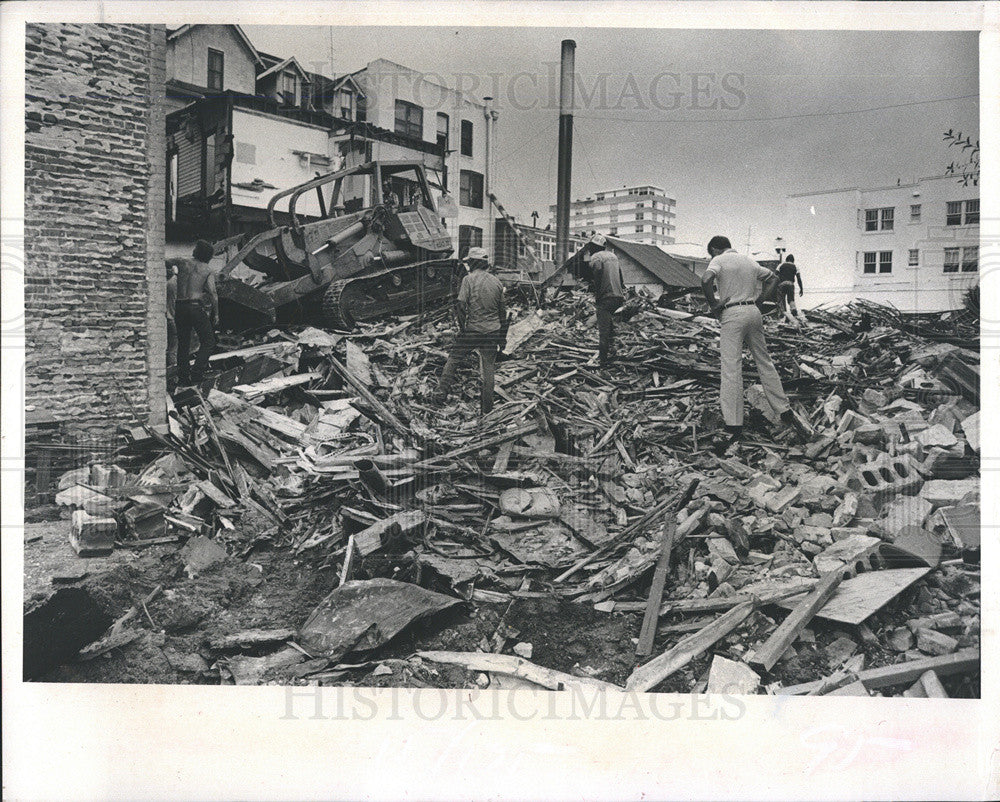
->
xmin=25 ymin=23 xmax=167 ymax=442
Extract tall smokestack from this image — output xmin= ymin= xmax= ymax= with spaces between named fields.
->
xmin=554 ymin=39 xmax=575 ymax=268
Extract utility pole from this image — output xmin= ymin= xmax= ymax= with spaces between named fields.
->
xmin=554 ymin=39 xmax=576 ymax=269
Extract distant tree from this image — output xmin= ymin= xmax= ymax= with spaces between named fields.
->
xmin=943 ymin=129 xmax=979 ymax=187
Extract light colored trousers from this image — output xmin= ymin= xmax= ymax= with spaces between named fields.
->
xmin=719 ymin=304 xmax=790 ymax=426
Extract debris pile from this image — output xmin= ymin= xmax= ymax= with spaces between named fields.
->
xmin=36 ymin=291 xmax=981 ymax=696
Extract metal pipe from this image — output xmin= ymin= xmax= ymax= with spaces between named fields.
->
xmin=555 ymin=39 xmax=576 ymax=268
xmin=482 ymin=96 xmax=497 ymax=262
xmin=354 ymin=458 xmax=390 ymax=495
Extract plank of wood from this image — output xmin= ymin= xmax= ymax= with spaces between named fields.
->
xmin=777 ymin=648 xmax=979 ymax=695
xmin=417 ymin=650 xmax=622 ymax=693
xmin=339 ymin=535 xmax=358 ymax=586
xmin=775 ymin=567 xmax=931 ymax=626
xmin=413 ymin=422 xmax=538 ymax=469
xmin=636 ymin=520 xmax=677 ymax=657
xmin=626 ymin=600 xmax=756 ymax=692
xmin=345 ymin=340 xmax=372 ymax=387
xmin=196 ymin=479 xmax=236 ymax=509
xmin=329 ymin=355 xmax=410 ymax=437
xmin=749 ymin=571 xmax=843 ymax=672
xmin=233 ymin=371 xmax=323 ymax=399
xmin=492 ymin=441 xmax=514 ymax=473
xmin=353 ymin=510 xmax=427 ymax=556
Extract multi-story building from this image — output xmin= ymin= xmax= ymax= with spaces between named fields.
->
xmin=549 ymin=185 xmax=677 ymax=248
xmin=350 ymin=59 xmax=496 ymax=259
xmin=785 ymin=175 xmax=980 ymax=312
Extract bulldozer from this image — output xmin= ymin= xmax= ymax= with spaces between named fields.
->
xmin=215 ymin=160 xmax=463 ymax=331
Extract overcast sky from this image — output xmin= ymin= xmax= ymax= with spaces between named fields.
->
xmin=245 ymin=25 xmax=978 ymax=256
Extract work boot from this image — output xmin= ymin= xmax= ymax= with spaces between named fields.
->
xmin=712 ymin=425 xmax=743 ymax=458
xmin=780 ymin=410 xmax=812 ymax=443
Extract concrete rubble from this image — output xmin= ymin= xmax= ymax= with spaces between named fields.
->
xmin=25 ymin=292 xmax=981 ymax=695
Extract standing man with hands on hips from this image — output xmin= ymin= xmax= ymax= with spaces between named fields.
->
xmin=701 ymin=235 xmax=809 ymax=456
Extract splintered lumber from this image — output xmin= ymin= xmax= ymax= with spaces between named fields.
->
xmin=749 ymin=571 xmax=843 ymax=672
xmin=233 ymin=371 xmax=323 ymax=400
xmin=777 ymin=648 xmax=979 ymax=695
xmin=775 ymin=567 xmax=931 ymax=626
xmin=329 ymin=355 xmax=410 ymax=436
xmin=414 ymin=422 xmax=538 ymax=469
xmin=353 ymin=510 xmax=427 ymax=556
xmin=636 ymin=520 xmax=677 ymax=657
xmin=417 ymin=650 xmax=622 ymax=693
xmin=626 ymin=600 xmax=756 ymax=692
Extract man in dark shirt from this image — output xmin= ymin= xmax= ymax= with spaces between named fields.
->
xmin=434 ymin=247 xmax=507 ymax=414
xmin=776 ymin=254 xmax=804 ymax=321
xmin=587 ymin=235 xmax=625 ymax=368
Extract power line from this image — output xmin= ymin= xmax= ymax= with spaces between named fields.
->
xmin=574 ymin=93 xmax=978 ymax=124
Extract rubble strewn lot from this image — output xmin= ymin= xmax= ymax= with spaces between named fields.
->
xmin=24 ymin=293 xmax=981 ymax=697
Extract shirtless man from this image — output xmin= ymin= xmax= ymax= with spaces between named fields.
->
xmin=174 ymin=239 xmax=218 ymax=385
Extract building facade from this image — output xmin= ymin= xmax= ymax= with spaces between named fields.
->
xmin=493 ymin=219 xmax=586 ymax=283
xmin=549 ymin=185 xmax=677 ymax=248
xmin=25 ymin=23 xmax=168 ymax=440
xmin=352 ymin=59 xmax=495 ymax=259
xmin=785 ymin=175 xmax=980 ymax=312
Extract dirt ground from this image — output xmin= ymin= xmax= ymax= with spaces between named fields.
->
xmin=22 ymin=519 xmax=979 ymax=696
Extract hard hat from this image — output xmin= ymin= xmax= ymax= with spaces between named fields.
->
xmin=465 ymin=247 xmax=490 ymax=262
xmin=590 ymin=234 xmax=607 ymax=247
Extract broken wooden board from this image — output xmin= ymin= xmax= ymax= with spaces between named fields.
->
xmin=417 ymin=650 xmax=621 ymax=693
xmin=353 ymin=510 xmax=427 ymax=557
xmin=233 ymin=371 xmax=323 ymax=401
xmin=825 ymin=680 xmax=870 ymax=697
xmin=209 ymin=628 xmax=296 ymax=651
xmin=223 ymin=646 xmax=305 ymax=685
xmin=749 ymin=571 xmax=843 ymax=673
xmin=777 ymin=648 xmax=979 ymax=695
xmin=776 ymin=566 xmax=932 ymax=625
xmin=939 ymin=504 xmax=980 ymax=550
xmin=626 ymin=601 xmax=755 ymax=692
xmin=298 ymin=579 xmax=462 ymax=660
xmin=636 ymin=521 xmax=677 ymax=657
xmin=345 ymin=340 xmax=372 ymax=387
xmin=502 ymin=311 xmax=546 ymax=355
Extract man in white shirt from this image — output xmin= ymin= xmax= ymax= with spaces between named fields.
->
xmin=701 ymin=235 xmax=806 ymax=454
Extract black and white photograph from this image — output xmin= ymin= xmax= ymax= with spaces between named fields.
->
xmin=3 ymin=2 xmax=997 ymax=799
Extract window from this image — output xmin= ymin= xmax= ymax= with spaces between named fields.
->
xmin=458 ymin=225 xmax=483 ymax=257
xmin=207 ymin=48 xmax=224 ymax=92
xmin=235 ymin=142 xmax=255 ymax=165
xmin=944 ymin=247 xmax=960 ymax=273
xmin=635 ymin=225 xmax=644 ymax=233
xmin=635 ymin=212 xmax=644 ymax=220
xmin=460 ymin=120 xmax=473 ymax=157
xmin=459 ymin=169 xmax=483 ymax=208
xmin=863 ymin=251 xmax=892 ymax=274
xmin=637 ymin=202 xmax=645 ymax=208
xmin=910 ymin=204 xmax=921 ymax=222
xmin=394 ymin=100 xmax=423 ymax=140
xmin=865 ymin=207 xmax=894 ymax=231
xmin=962 ymin=246 xmax=979 ymax=272
xmin=908 ymin=249 xmax=919 ymax=266
xmin=280 ymin=71 xmax=296 ymax=106
xmin=300 ymin=82 xmax=311 ymax=110
xmin=609 ymin=227 xmax=618 ymax=236
xmin=965 ymin=199 xmax=979 ymax=225
xmin=596 ymin=194 xmax=605 ymax=201
xmin=946 ymin=201 xmax=963 ymax=226
xmin=436 ymin=112 xmax=449 ymax=152
xmin=356 ymin=95 xmax=367 ymax=122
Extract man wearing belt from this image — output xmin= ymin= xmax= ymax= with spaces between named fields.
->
xmin=434 ymin=247 xmax=507 ymax=415
xmin=174 ymin=240 xmax=218 ymax=386
xmin=588 ymin=234 xmax=625 ymax=369
xmin=701 ymin=235 xmax=805 ymax=454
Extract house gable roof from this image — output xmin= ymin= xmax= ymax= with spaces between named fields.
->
xmin=166 ymin=24 xmax=263 ymax=66
xmin=257 ymin=55 xmax=312 ymax=83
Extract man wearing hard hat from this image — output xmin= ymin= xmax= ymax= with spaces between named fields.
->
xmin=588 ymin=234 xmax=625 ymax=369
xmin=433 ymin=247 xmax=508 ymax=415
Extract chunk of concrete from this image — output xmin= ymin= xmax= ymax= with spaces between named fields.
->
xmin=180 ymin=535 xmax=228 ymax=577
xmin=888 ymin=627 xmax=914 ymax=652
xmin=880 ymin=496 xmax=933 ymax=538
xmin=915 ymin=424 xmax=959 ymax=449
xmin=916 ymin=628 xmax=958 ymax=656
xmin=69 ymin=510 xmax=116 ymax=557
xmin=960 ymin=411 xmax=979 ymax=452
xmin=919 ymin=479 xmax=979 ymax=508
xmin=706 ymin=654 xmax=760 ymax=695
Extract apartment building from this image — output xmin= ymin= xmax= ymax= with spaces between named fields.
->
xmin=785 ymin=175 xmax=980 ymax=312
xmin=549 ymin=185 xmax=677 ymax=248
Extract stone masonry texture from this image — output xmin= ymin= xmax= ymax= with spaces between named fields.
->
xmin=25 ymin=23 xmax=167 ymax=441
